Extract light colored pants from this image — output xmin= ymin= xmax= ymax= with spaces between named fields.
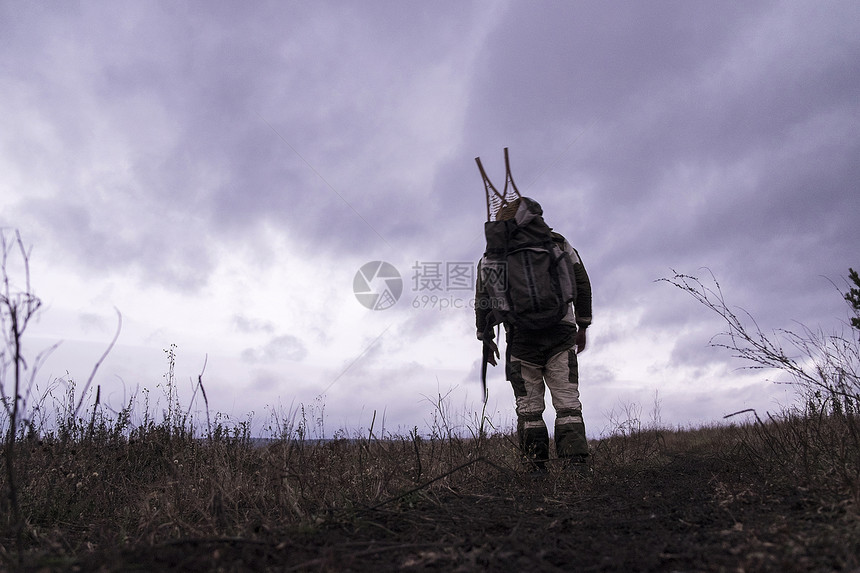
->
xmin=508 ymin=348 xmax=588 ymax=461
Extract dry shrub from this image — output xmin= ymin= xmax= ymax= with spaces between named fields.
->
xmin=662 ymin=269 xmax=860 ymax=504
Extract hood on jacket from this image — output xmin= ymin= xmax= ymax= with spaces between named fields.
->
xmin=514 ymin=197 xmax=543 ymax=227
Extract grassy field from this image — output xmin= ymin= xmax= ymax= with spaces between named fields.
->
xmin=1 ymin=396 xmax=859 ymax=572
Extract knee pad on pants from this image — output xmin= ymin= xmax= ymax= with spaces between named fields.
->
xmin=506 ymin=360 xmax=527 ymax=397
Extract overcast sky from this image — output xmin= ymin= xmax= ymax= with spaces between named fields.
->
xmin=2 ymin=1 xmax=858 ymax=438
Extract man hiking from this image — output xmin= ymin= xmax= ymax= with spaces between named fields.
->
xmin=475 ymin=196 xmax=593 ymax=475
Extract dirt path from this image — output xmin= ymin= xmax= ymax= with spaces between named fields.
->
xmin=99 ymin=452 xmax=857 ymax=572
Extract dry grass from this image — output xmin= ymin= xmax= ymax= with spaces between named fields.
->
xmin=1 ymin=386 xmax=859 ymax=571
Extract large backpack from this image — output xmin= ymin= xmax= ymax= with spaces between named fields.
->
xmin=479 ymin=197 xmax=577 ymax=333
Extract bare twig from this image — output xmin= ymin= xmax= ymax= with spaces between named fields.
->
xmin=73 ymin=308 xmax=122 ymax=419
xmin=87 ymin=385 xmax=101 ymax=438
xmin=186 ymin=354 xmax=211 ymax=438
xmin=368 ymin=457 xmax=512 ymax=511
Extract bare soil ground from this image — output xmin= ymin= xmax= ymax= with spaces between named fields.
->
xmin=50 ymin=443 xmax=857 ymax=572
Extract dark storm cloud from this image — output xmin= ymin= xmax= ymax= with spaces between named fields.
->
xmin=2 ymin=1 xmax=487 ymax=287
xmin=468 ymin=2 xmax=757 ymax=141
xmin=437 ymin=1 xmax=860 ymax=372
